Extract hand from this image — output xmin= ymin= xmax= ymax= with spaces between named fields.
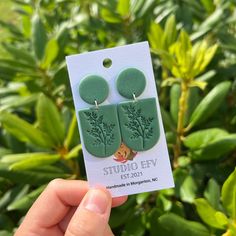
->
xmin=14 ymin=179 xmax=127 ymax=236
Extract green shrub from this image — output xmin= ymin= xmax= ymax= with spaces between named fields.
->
xmin=0 ymin=0 xmax=236 ymax=235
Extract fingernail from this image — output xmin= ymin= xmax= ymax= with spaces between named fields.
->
xmin=82 ymin=189 xmax=109 ymax=215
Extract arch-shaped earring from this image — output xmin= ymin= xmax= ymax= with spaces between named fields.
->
xmin=78 ymin=75 xmax=121 ymax=157
xmin=116 ymin=68 xmax=160 ymax=151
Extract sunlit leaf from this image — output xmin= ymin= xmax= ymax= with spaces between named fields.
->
xmin=195 ymin=198 xmax=225 ymax=229
xmin=222 ymin=168 xmax=236 ymax=219
xmin=65 ymin=145 xmax=82 ymax=160
xmin=188 ymin=81 xmax=231 ymax=128
xmin=9 ymin=153 xmax=60 ymax=170
xmin=36 ymin=94 xmax=65 ymax=146
xmin=180 ymin=176 xmax=197 ymax=203
xmin=148 ymin=22 xmax=164 ymax=50
xmin=100 ymin=8 xmax=122 ymax=23
xmin=117 ymin=0 xmax=130 ymax=17
xmin=0 ymin=112 xmax=53 ymax=148
xmin=163 ymin=14 xmax=177 ymax=50
xmin=41 ymin=38 xmax=59 ymax=69
xmin=0 ymin=163 xmax=69 ymax=185
xmin=7 ymin=185 xmax=45 ymax=211
xmin=183 ymin=128 xmax=229 ymax=149
xmin=158 ymin=213 xmax=210 ymax=236
xmin=31 ymin=14 xmax=47 ymax=60
xmin=204 ymin=178 xmax=220 ymax=210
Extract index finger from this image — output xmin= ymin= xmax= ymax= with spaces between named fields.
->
xmin=19 ymin=179 xmax=127 ymax=228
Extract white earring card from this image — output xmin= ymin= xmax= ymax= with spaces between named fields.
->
xmin=66 ymin=42 xmax=174 ymax=197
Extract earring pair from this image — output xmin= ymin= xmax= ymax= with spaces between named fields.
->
xmin=78 ymin=68 xmax=160 ymax=158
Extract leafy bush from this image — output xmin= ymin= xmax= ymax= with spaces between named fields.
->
xmin=0 ymin=0 xmax=236 ymax=235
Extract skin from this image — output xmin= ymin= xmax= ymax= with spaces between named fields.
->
xmin=14 ymin=179 xmax=127 ymax=236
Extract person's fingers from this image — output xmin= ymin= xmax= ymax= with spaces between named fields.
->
xmin=65 ymin=188 xmax=112 ymax=236
xmin=15 ymin=179 xmax=127 ymax=235
xmin=104 ymin=225 xmax=115 ymax=236
xmin=59 ymin=206 xmax=77 ymax=232
xmin=19 ymin=179 xmax=89 ymax=229
xmin=112 ymin=195 xmax=128 ymax=207
xmin=59 ymin=207 xmax=113 ymax=234
xmin=15 ymin=179 xmax=89 ymax=235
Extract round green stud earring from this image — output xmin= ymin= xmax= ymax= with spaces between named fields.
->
xmin=116 ymin=68 xmax=160 ymax=152
xmin=78 ymin=75 xmax=121 ymax=158
xmin=116 ymin=68 xmax=146 ymax=99
xmin=79 ymin=75 xmax=109 ymax=105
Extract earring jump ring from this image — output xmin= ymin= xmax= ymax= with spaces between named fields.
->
xmin=95 ymin=100 xmax=99 ymax=109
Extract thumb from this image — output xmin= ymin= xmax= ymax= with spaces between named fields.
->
xmin=65 ymin=188 xmax=112 ymax=236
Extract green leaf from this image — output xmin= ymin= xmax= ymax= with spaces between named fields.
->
xmin=64 ymin=112 xmax=78 ymax=149
xmin=189 ymin=134 xmax=236 ymax=161
xmin=0 ymin=94 xmax=38 ymax=111
xmin=1 ymin=152 xmax=57 ymax=164
xmin=9 ymin=153 xmax=60 ymax=170
xmin=0 ymin=214 xmax=14 ymax=231
xmin=133 ymin=0 xmax=156 ymax=18
xmin=122 ymin=214 xmax=145 ymax=236
xmin=166 ymin=131 xmax=176 ymax=145
xmin=0 ymin=231 xmax=12 ymax=236
xmin=3 ymin=44 xmax=35 ymax=64
xmin=161 ymin=77 xmax=180 ymax=87
xmin=37 ymin=94 xmax=65 ymax=146
xmin=195 ymin=198 xmax=225 ymax=229
xmin=0 ymin=112 xmax=53 ymax=148
xmin=199 ymin=44 xmax=218 ymax=74
xmin=65 ymin=145 xmax=82 ymax=160
xmin=0 ymin=148 xmax=11 ymax=158
xmin=222 ymin=168 xmax=236 ymax=219
xmin=148 ymin=22 xmax=164 ymax=50
xmin=0 ymin=184 xmax=29 ymax=212
xmin=188 ymin=81 xmax=232 ymax=128
xmin=180 ymin=176 xmax=197 ymax=203
xmin=179 ymin=30 xmax=192 ymax=54
xmin=136 ymin=192 xmax=150 ymax=205
xmin=7 ymin=185 xmax=45 ymax=211
xmin=100 ymin=8 xmax=122 ymax=23
xmin=117 ymin=0 xmax=130 ymax=17
xmin=173 ymin=168 xmax=188 ymax=199
xmin=196 ymin=70 xmax=216 ymax=82
xmin=160 ymin=107 xmax=176 ymax=132
xmin=215 ymin=212 xmax=228 ymax=228
xmin=163 ymin=14 xmax=177 ymax=50
xmin=200 ymin=0 xmax=215 ymax=12
xmin=31 ymin=14 xmax=47 ymax=60
xmin=0 ymin=163 xmax=70 ymax=185
xmin=183 ymin=128 xmax=229 ymax=149
xmin=158 ymin=213 xmax=210 ymax=236
xmin=157 ymin=194 xmax=172 ymax=211
xmin=199 ymin=7 xmax=224 ymax=31
xmin=109 ymin=197 xmax=136 ymax=228
xmin=185 ymin=87 xmax=200 ymax=125
xmin=189 ymin=81 xmax=207 ymax=90
xmin=204 ymin=178 xmax=220 ymax=210
xmin=41 ymin=38 xmax=59 ymax=69
xmin=152 ymin=49 xmax=175 ymax=69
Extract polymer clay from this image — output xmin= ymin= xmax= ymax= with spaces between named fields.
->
xmin=78 ymin=75 xmax=121 ymax=157
xmin=116 ymin=68 xmax=146 ymax=99
xmin=79 ymin=75 xmax=109 ymax=104
xmin=118 ymin=98 xmax=160 ymax=151
xmin=79 ymin=105 xmax=121 ymax=157
xmin=116 ymin=68 xmax=160 ymax=151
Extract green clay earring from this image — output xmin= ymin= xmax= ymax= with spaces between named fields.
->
xmin=116 ymin=68 xmax=160 ymax=151
xmin=78 ymin=75 xmax=121 ymax=158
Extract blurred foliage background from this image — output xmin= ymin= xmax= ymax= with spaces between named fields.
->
xmin=0 ymin=0 xmax=236 ymax=235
